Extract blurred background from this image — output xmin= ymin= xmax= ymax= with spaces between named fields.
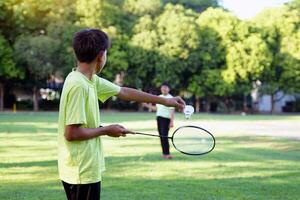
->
xmin=1 ymin=1 xmax=300 ymax=200
xmin=0 ymin=0 xmax=299 ymax=114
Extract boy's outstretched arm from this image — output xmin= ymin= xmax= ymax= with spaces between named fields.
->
xmin=117 ymin=87 xmax=186 ymax=110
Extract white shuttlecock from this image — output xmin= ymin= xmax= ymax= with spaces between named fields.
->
xmin=183 ymin=105 xmax=194 ymax=119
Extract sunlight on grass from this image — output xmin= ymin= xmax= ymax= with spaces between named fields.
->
xmin=0 ymin=112 xmax=300 ymax=200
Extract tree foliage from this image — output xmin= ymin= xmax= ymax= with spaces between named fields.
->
xmin=0 ymin=35 xmax=23 ymax=110
xmin=0 ymin=0 xmax=299 ymax=112
xmin=124 ymin=0 xmax=162 ymax=16
xmin=14 ymin=35 xmax=58 ymax=80
xmin=252 ymin=5 xmax=300 ymax=95
xmin=163 ymin=0 xmax=219 ymax=12
xmin=0 ymin=35 xmax=19 ymax=78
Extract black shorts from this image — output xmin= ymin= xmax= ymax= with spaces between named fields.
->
xmin=62 ymin=181 xmax=101 ymax=200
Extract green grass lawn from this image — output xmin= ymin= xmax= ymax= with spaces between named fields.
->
xmin=0 ymin=112 xmax=300 ymax=200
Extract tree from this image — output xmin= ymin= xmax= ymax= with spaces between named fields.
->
xmin=75 ymin=0 xmax=105 ymax=28
xmin=2 ymin=0 xmax=54 ymax=42
xmin=101 ymin=30 xmax=129 ymax=82
xmin=123 ymin=0 xmax=162 ymax=16
xmin=75 ymin=0 xmax=132 ymax=84
xmin=278 ymin=5 xmax=300 ymax=94
xmin=187 ymin=25 xmax=229 ymax=111
xmin=155 ymin=4 xmax=199 ymax=88
xmin=224 ymin=22 xmax=272 ymax=112
xmin=187 ymin=8 xmax=239 ymax=112
xmin=252 ymin=5 xmax=300 ymax=113
xmin=46 ymin=21 xmax=80 ymax=76
xmin=288 ymin=0 xmax=300 ymax=9
xmin=0 ymin=35 xmax=23 ymax=111
xmin=280 ymin=30 xmax=300 ymax=93
xmin=129 ymin=15 xmax=161 ymax=90
xmin=129 ymin=4 xmax=199 ymax=91
xmin=163 ymin=0 xmax=219 ymax=12
xmin=1 ymin=0 xmax=299 ymax=114
xmin=14 ymin=35 xmax=59 ymax=111
xmin=75 ymin=0 xmax=125 ymax=30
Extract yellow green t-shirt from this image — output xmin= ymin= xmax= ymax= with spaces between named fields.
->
xmin=57 ymin=70 xmax=120 ymax=184
xmin=156 ymin=94 xmax=174 ymax=119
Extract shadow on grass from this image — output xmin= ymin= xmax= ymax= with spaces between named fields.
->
xmin=101 ymin=172 xmax=300 ymax=200
xmin=0 ymin=160 xmax=57 ymax=168
xmin=1 ymin=136 xmax=299 ymax=200
xmin=1 ymin=172 xmax=299 ymax=200
xmin=104 ymin=148 xmax=300 ymax=167
xmin=0 ymin=112 xmax=58 ymax=123
xmin=108 ymin=136 xmax=300 ymax=163
xmin=0 ymin=181 xmax=65 ymax=200
xmin=0 ymin=124 xmax=57 ymax=134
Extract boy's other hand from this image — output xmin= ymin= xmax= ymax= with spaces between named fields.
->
xmin=104 ymin=124 xmax=127 ymax=137
xmin=165 ymin=96 xmax=185 ymax=111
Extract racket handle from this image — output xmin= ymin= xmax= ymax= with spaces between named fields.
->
xmin=100 ymin=125 xmax=135 ymax=135
xmin=125 ymin=130 xmax=136 ymax=134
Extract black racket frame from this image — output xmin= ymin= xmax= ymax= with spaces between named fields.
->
xmin=127 ymin=125 xmax=216 ymax=156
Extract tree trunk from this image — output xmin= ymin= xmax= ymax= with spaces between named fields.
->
xmin=0 ymin=83 xmax=4 ymax=111
xmin=271 ymin=93 xmax=275 ymax=114
xmin=195 ymin=97 xmax=200 ymax=113
xmin=243 ymin=94 xmax=248 ymax=113
xmin=205 ymin=98 xmax=211 ymax=113
xmin=33 ymin=86 xmax=39 ymax=111
xmin=224 ymin=97 xmax=231 ymax=113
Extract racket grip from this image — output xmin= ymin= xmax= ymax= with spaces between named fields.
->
xmin=100 ymin=125 xmax=135 ymax=134
xmin=125 ymin=130 xmax=136 ymax=134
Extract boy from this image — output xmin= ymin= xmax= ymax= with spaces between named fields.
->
xmin=143 ymin=83 xmax=175 ymax=159
xmin=57 ymin=29 xmax=185 ymax=200
xmin=156 ymin=83 xmax=175 ymax=159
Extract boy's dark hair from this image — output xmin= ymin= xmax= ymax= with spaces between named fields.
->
xmin=161 ymin=82 xmax=170 ymax=88
xmin=72 ymin=29 xmax=110 ymax=63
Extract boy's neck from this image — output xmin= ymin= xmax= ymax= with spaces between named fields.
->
xmin=77 ymin=62 xmax=95 ymax=80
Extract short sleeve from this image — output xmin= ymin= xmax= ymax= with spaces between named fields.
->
xmin=96 ymin=77 xmax=121 ymax=103
xmin=65 ymin=85 xmax=87 ymax=125
xmin=168 ymin=94 xmax=175 ymax=110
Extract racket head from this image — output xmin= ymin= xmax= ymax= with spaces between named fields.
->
xmin=171 ymin=125 xmax=215 ymax=156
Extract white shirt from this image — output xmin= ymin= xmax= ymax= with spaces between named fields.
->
xmin=156 ymin=94 xmax=174 ymax=119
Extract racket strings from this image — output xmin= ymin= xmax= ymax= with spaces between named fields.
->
xmin=172 ymin=126 xmax=215 ymax=155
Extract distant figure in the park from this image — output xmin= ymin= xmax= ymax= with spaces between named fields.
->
xmin=57 ymin=28 xmax=185 ymax=200
xmin=143 ymin=83 xmax=175 ymax=159
xmin=156 ymin=83 xmax=175 ymax=159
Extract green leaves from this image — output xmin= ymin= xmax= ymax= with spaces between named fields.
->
xmin=129 ymin=4 xmax=198 ymax=89
xmin=189 ymin=69 xmax=234 ymax=97
xmin=14 ymin=35 xmax=59 ymax=81
xmin=0 ymin=35 xmax=22 ymax=79
xmin=252 ymin=4 xmax=300 ymax=95
xmin=225 ymin=34 xmax=272 ymax=82
xmin=0 ymin=0 xmax=299 ymax=111
xmin=124 ymin=0 xmax=162 ymax=16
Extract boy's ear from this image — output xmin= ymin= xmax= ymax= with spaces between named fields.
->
xmin=97 ymin=51 xmax=105 ymax=61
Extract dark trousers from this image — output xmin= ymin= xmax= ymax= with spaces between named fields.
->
xmin=62 ymin=181 xmax=101 ymax=200
xmin=157 ymin=116 xmax=171 ymax=155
